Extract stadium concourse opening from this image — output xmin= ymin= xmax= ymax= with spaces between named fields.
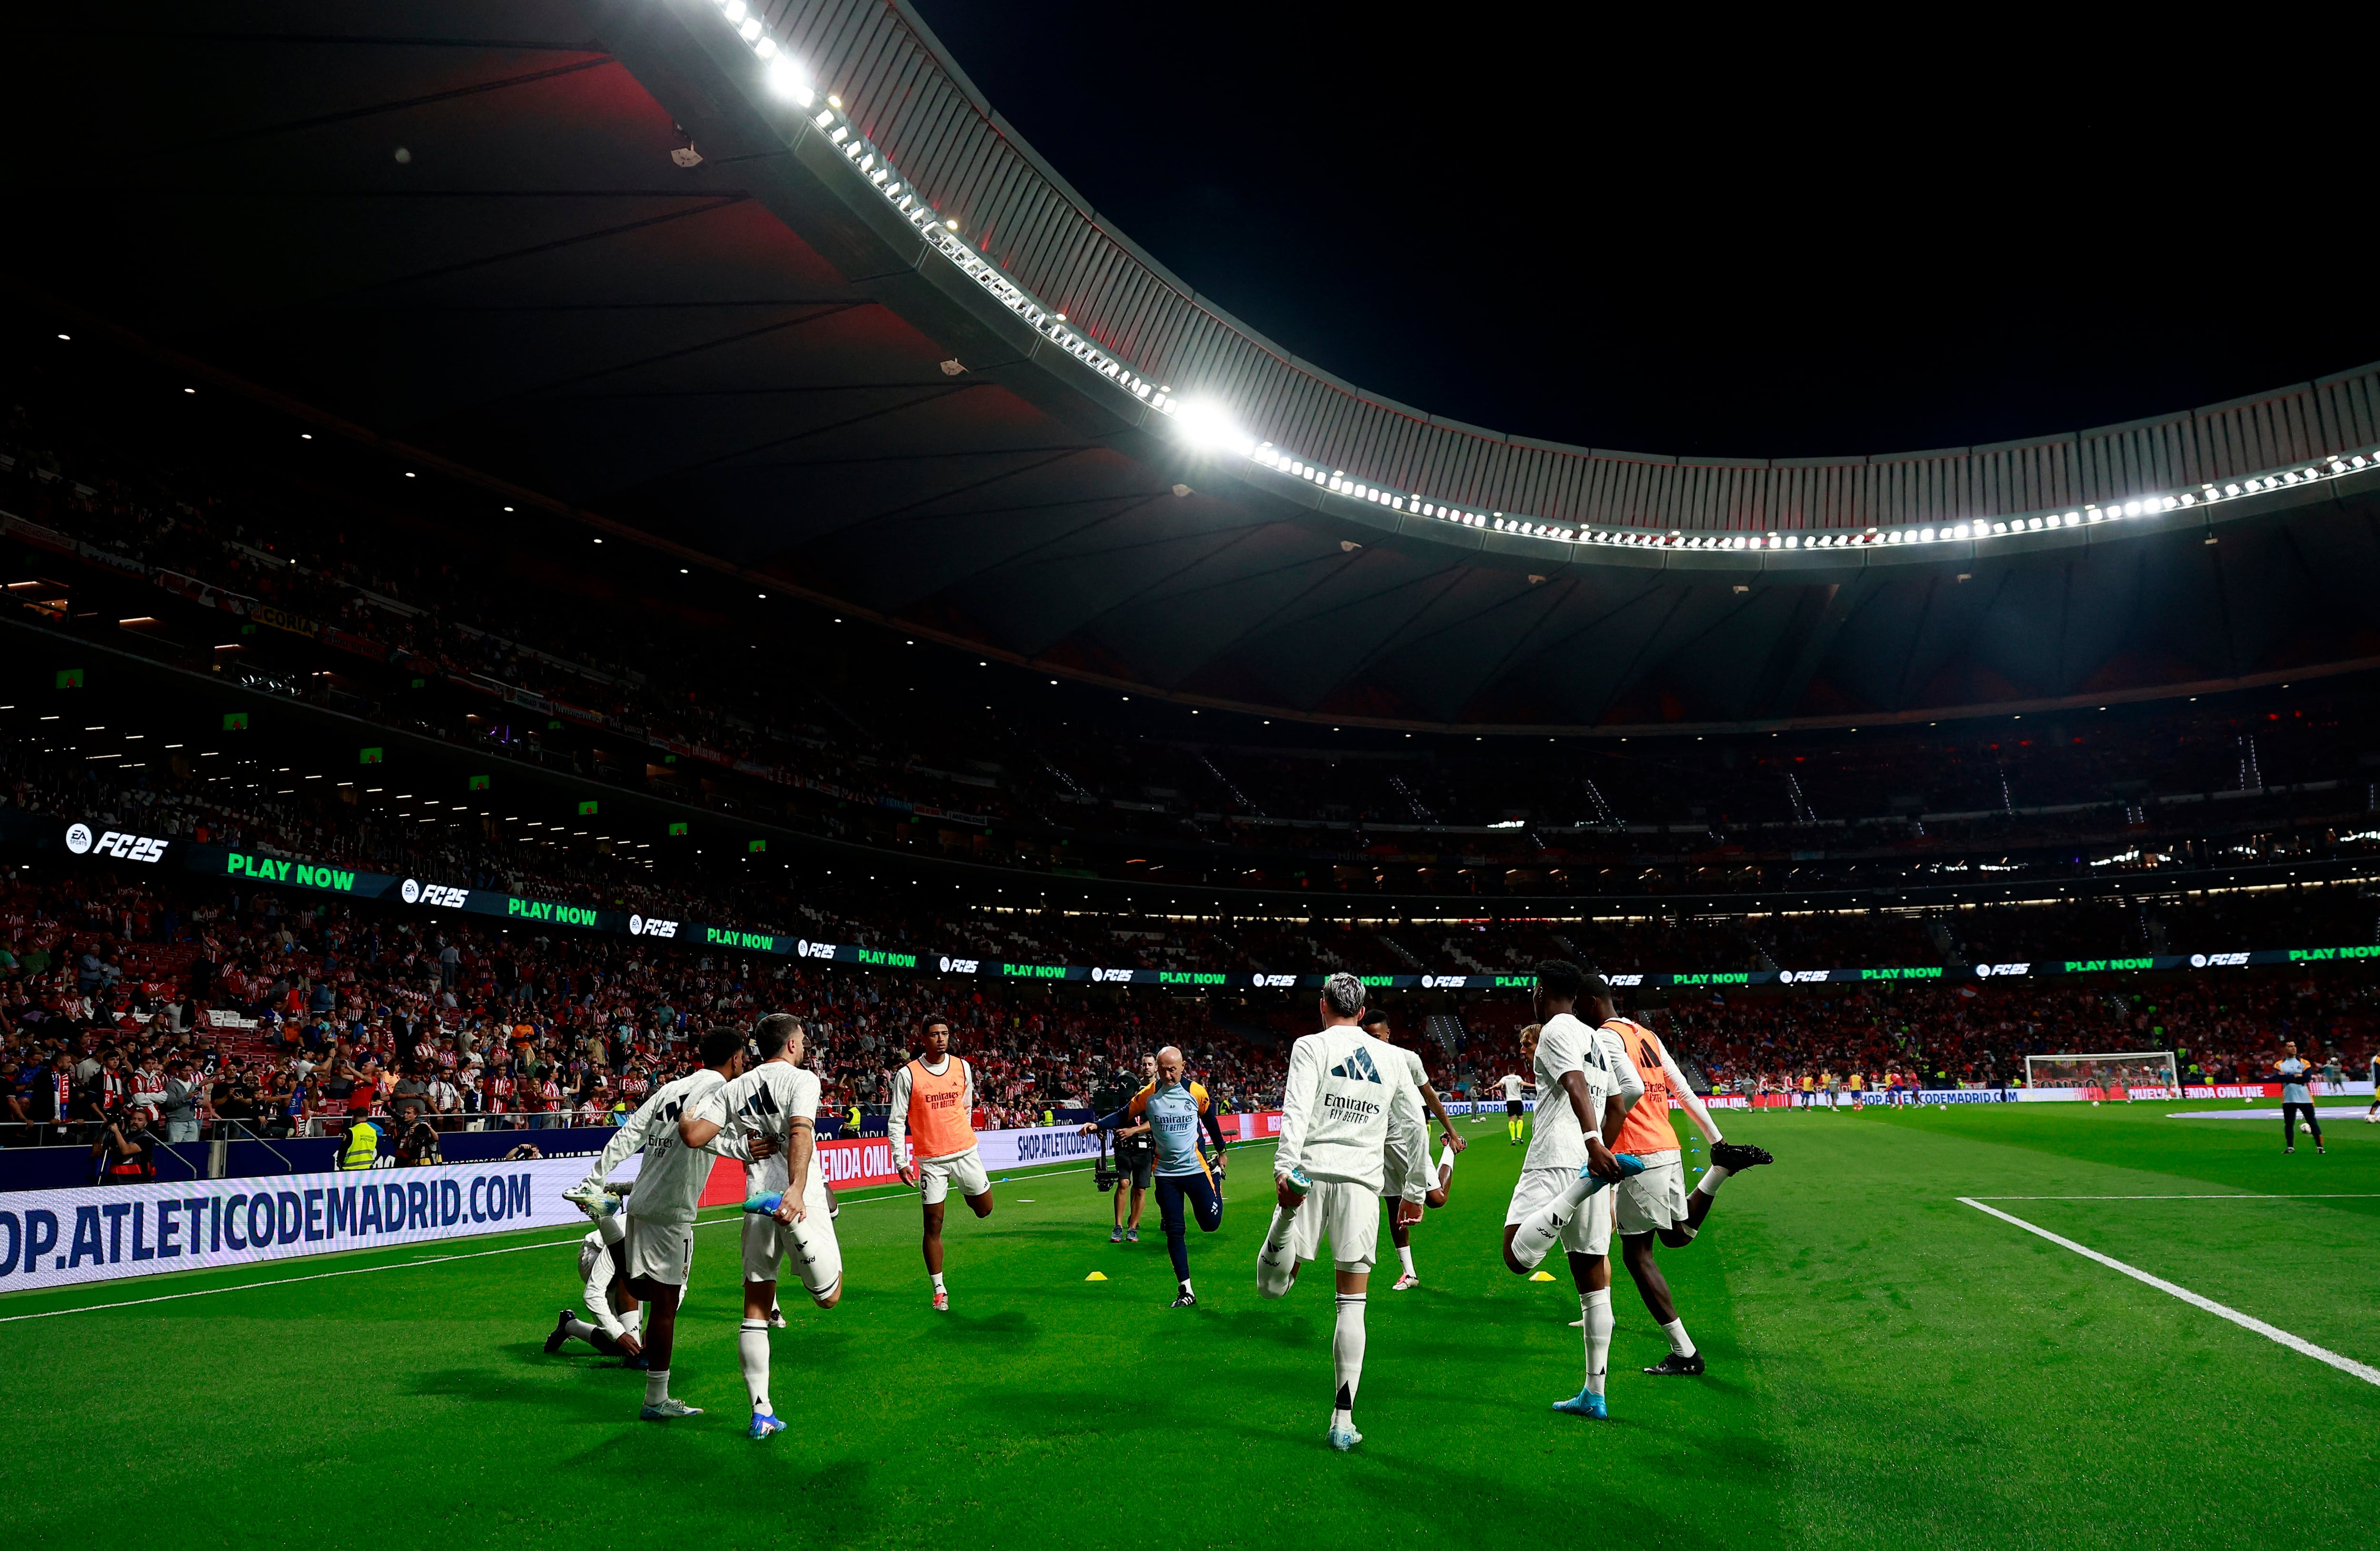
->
xmin=1 ymin=4 xmax=2377 ymax=1548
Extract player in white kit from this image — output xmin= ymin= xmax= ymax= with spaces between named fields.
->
xmin=1498 ymin=1068 xmax=1533 ymax=1143
xmin=544 ymin=1219 xmax=645 ymax=1364
xmin=575 ymin=1026 xmax=767 ymax=1421
xmin=1357 ymin=1009 xmax=1465 ymax=1291
xmin=697 ymin=1013 xmax=843 ymax=1441
xmin=1256 ymin=973 xmax=1429 ymax=1452
xmin=1499 ymin=961 xmax=1646 ymax=1422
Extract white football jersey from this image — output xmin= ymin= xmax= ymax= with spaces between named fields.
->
xmin=1522 ymin=1013 xmax=1644 ymax=1173
xmin=1275 ymin=1024 xmax=1426 ymax=1193
xmin=586 ymin=1068 xmax=727 ymax=1226
xmin=700 ymin=1060 xmax=820 ymax=1194
xmin=1498 ymin=1073 xmax=1528 ymax=1100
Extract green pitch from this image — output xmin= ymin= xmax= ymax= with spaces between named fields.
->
xmin=4 ymin=1104 xmax=2376 ymax=1549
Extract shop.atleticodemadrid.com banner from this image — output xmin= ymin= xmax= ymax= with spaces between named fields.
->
xmin=0 ymin=1153 xmax=623 ymax=1294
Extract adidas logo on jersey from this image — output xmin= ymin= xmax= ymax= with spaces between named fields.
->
xmin=1329 ymin=1048 xmax=1383 ymax=1084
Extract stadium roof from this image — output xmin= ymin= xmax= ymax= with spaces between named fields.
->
xmin=8 ymin=0 xmax=2380 ymax=732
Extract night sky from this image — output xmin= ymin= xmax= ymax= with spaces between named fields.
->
xmin=910 ymin=3 xmax=2379 ymax=460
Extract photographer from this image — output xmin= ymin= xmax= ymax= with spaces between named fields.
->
xmin=1085 ymin=1054 xmax=1157 ymax=1243
xmin=92 ymin=1105 xmax=164 ymax=1184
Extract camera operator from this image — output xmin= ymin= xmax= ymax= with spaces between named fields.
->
xmin=1085 ymin=1054 xmax=1157 ymax=1243
xmin=93 ymin=1105 xmax=164 ymax=1184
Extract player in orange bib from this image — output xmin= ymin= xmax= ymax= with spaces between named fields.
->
xmin=1605 ymin=999 xmax=1773 ymax=1375
xmin=888 ymin=1015 xmax=994 ymax=1312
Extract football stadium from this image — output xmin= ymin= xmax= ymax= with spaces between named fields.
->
xmin=2 ymin=4 xmax=2377 ymax=1546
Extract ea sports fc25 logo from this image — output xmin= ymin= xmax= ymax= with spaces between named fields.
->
xmin=65 ymin=822 xmax=168 ymax=863
xmin=628 ymin=915 xmax=680 ymax=939
xmin=399 ymin=878 xmax=469 ymax=908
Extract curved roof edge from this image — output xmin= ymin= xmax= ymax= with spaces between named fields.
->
xmin=708 ymin=0 xmax=2380 ymax=545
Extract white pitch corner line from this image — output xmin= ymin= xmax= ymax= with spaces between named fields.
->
xmin=1957 ymin=1197 xmax=2380 ymax=1389
xmin=1968 ymin=1193 xmax=2380 ymax=1201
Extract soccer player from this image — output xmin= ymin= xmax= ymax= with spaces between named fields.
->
xmin=1606 ymin=1005 xmax=1774 ymax=1376
xmin=1497 ymin=1067 xmax=1532 ymax=1143
xmin=574 ymin=1024 xmax=766 ymax=1421
xmin=2367 ymin=1049 xmax=2380 ymax=1123
xmin=1499 ymin=960 xmax=1645 ymax=1421
xmin=888 ymin=1015 xmax=993 ymax=1311
xmin=1256 ymin=972 xmax=1428 ymax=1452
xmin=2276 ymin=1041 xmax=2324 ymax=1154
xmin=698 ymin=1013 xmax=843 ymax=1441
xmin=1085 ymin=1045 xmax=1229 ymax=1306
xmin=1358 ymin=1009 xmax=1465 ymax=1291
xmin=544 ymin=1213 xmax=645 ymax=1366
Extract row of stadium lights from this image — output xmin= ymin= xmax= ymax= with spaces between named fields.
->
xmin=714 ymin=2 xmax=2375 ymax=554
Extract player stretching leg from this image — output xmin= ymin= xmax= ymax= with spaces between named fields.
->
xmin=1360 ymin=1009 xmax=1466 ymax=1290
xmin=1606 ymin=1004 xmax=1774 ymax=1376
xmin=1088 ymin=1046 xmax=1230 ymax=1306
xmin=701 ymin=1014 xmax=844 ymax=1441
xmin=1258 ymin=973 xmax=1429 ymax=1451
xmin=574 ymin=1025 xmax=766 ymax=1421
xmin=889 ymin=1016 xmax=993 ymax=1311
xmin=1500 ymin=962 xmax=1646 ymax=1421
xmin=545 ymin=1213 xmax=647 ymax=1366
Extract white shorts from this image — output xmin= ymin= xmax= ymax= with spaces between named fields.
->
xmin=741 ymin=1177 xmax=844 ymax=1302
xmin=1504 ymin=1167 xmax=1612 ymax=1258
xmin=1614 ymin=1153 xmax=1688 ymax=1235
xmin=917 ymin=1146 xmax=990 ymax=1206
xmin=1382 ymin=1144 xmax=1443 ymax=1206
xmin=622 ymin=1215 xmax=694 ymax=1288
xmin=1280 ymin=1179 xmax=1381 ymax=1273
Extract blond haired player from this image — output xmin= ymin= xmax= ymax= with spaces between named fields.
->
xmin=1257 ymin=973 xmax=1429 ymax=1452
xmin=1605 ymin=1003 xmax=1773 ymax=1376
xmin=701 ymin=1013 xmax=843 ymax=1441
xmin=888 ymin=1015 xmax=994 ymax=1310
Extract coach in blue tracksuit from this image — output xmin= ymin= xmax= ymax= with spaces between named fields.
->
xmin=1088 ymin=1047 xmax=1230 ymax=1309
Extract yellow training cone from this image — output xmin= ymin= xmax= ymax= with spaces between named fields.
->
xmin=1530 ymin=1270 xmax=1557 ymax=1282
xmin=1085 ymin=1272 xmax=1109 ymax=1281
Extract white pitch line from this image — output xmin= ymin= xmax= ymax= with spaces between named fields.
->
xmin=1969 ymin=1193 xmax=2380 ymax=1201
xmin=1957 ymin=1197 xmax=2380 ymax=1389
xmin=0 ymin=1143 xmax=1281 ymax=1324
xmin=0 ymin=1231 xmax=594 ymax=1325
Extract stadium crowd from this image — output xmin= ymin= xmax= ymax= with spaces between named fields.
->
xmin=0 ymin=864 xmax=1286 ymax=1157
xmin=5 ymin=845 xmax=2373 ymax=1169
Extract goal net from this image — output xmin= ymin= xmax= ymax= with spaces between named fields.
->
xmin=2024 ymin=1051 xmax=2178 ymax=1097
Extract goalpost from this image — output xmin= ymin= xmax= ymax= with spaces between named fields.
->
xmin=2024 ymin=1051 xmax=2179 ymax=1098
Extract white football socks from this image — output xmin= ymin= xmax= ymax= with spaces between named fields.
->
xmin=1397 ymin=1244 xmax=1415 ymax=1276
xmin=1438 ymin=1143 xmax=1457 ymax=1182
xmin=738 ymin=1318 xmax=771 ymax=1414
xmin=620 ymin=1306 xmax=643 ymax=1336
xmin=1256 ymin=1203 xmax=1299 ymax=1298
xmin=1331 ymin=1292 xmax=1367 ymax=1428
xmin=643 ymin=1368 xmax=670 ymax=1407
xmin=561 ymin=1316 xmax=599 ymax=1344
xmin=1661 ymin=1317 xmax=1696 ymax=1357
xmin=930 ymin=1272 xmax=946 ymax=1294
xmin=1510 ymin=1172 xmax=1613 ymax=1269
xmin=1695 ymin=1163 xmax=1732 ymax=1197
xmin=1581 ymin=1289 xmax=1613 ymax=1395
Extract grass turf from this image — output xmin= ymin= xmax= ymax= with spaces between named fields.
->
xmin=2 ymin=1102 xmax=2375 ymax=1549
